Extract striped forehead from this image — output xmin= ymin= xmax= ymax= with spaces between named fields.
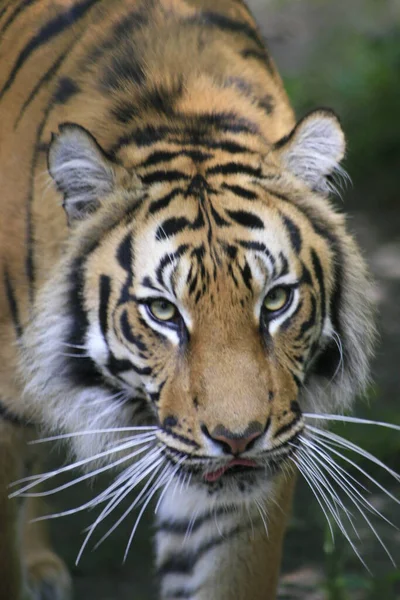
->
xmin=133 ymin=187 xmax=305 ymax=301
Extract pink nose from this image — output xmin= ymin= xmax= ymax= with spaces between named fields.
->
xmin=202 ymin=424 xmax=264 ymax=455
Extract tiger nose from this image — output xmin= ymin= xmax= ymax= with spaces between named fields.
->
xmin=201 ymin=424 xmax=264 ymax=455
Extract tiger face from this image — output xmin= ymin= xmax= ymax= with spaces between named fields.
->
xmin=21 ymin=110 xmax=373 ymax=505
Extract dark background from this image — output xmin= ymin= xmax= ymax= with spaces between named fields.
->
xmin=45 ymin=1 xmax=400 ymax=598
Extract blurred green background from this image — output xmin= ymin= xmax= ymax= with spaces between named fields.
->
xmin=47 ymin=1 xmax=400 ymax=598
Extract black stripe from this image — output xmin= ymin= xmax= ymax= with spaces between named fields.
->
xmin=158 ymin=524 xmax=248 ymax=577
xmin=273 ymin=415 xmax=301 ymax=439
xmin=98 ymin=275 xmax=111 ymax=338
xmin=148 ymin=188 xmax=184 ymax=215
xmin=157 ymin=506 xmax=236 ymax=535
xmin=0 ymin=0 xmax=100 ymax=100
xmin=311 ymin=249 xmax=326 ymax=323
xmin=141 ymin=170 xmax=190 ymax=186
xmin=65 ymin=257 xmax=104 ymax=387
xmin=107 ymin=353 xmax=152 ymax=376
xmin=141 ymin=149 xmax=212 ymax=168
xmin=116 ymin=232 xmax=133 ymax=271
xmin=120 ymin=311 xmax=147 ymax=352
xmin=295 ymin=296 xmax=317 ymax=340
xmin=226 ymin=209 xmax=264 ymax=229
xmin=241 ymin=48 xmax=274 ymax=74
xmin=207 ymin=162 xmax=261 ymax=178
xmin=100 ymin=50 xmax=145 ymax=92
xmin=278 ymin=251 xmax=289 ymax=277
xmin=209 ymin=203 xmax=230 ymax=227
xmin=0 ymin=0 xmax=37 ymax=36
xmin=3 ymin=267 xmax=23 ymax=339
xmin=187 ymin=11 xmax=264 ymax=50
xmin=312 ymin=340 xmax=341 ymax=379
xmin=222 ymin=183 xmax=257 ymax=200
xmin=280 ymin=299 xmax=304 ymax=332
xmin=156 ymin=245 xmax=189 ymax=287
xmin=239 ymin=259 xmax=253 ymax=291
xmin=282 ymin=215 xmax=302 ymax=254
xmin=110 ymin=125 xmax=172 ymax=153
xmin=141 ymin=276 xmax=161 ymax=292
xmin=25 ymin=7 xmax=101 ymax=304
xmin=201 ymin=139 xmax=252 ymax=154
xmin=15 ymin=54 xmax=70 ymax=127
xmin=238 ymin=240 xmax=275 ymax=265
xmin=155 ymin=217 xmax=191 ymax=241
xmin=53 ymin=76 xmax=80 ymax=104
xmin=63 ymin=203 xmax=145 ymax=388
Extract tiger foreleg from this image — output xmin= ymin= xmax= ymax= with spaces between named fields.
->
xmin=156 ymin=472 xmax=296 ymax=600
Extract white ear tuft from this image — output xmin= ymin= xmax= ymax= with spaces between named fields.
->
xmin=277 ymin=109 xmax=347 ymax=195
xmin=48 ymin=123 xmax=115 ymax=223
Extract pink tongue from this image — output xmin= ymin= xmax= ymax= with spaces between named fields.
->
xmin=204 ymin=458 xmax=257 ymax=483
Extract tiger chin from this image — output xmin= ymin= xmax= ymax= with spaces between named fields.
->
xmin=0 ymin=1 xmax=376 ymax=599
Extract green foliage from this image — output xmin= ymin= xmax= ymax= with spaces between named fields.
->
xmin=285 ymin=25 xmax=400 ymax=205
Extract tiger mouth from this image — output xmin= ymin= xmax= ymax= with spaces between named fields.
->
xmin=204 ymin=458 xmax=259 ymax=482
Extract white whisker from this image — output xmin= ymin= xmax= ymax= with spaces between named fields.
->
xmin=29 ymin=426 xmax=157 ymax=444
xmin=294 ymin=455 xmax=368 ymax=567
xmin=303 ymin=437 xmax=398 ymax=531
xmin=307 ymin=426 xmax=400 ymax=496
xmin=154 ymin=456 xmax=186 ymax=514
xmin=122 ymin=462 xmax=172 ymax=563
xmin=304 ymin=414 xmax=400 ymax=432
xmin=11 ymin=435 xmax=157 ymax=494
xmin=254 ymin=499 xmax=268 ymax=537
xmin=76 ymin=454 xmax=164 ymax=564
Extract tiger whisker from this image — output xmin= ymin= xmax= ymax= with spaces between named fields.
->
xmin=294 ymin=448 xmax=360 ymax=545
xmin=154 ymin=456 xmax=187 ymax=514
xmin=292 ymin=454 xmax=368 ymax=568
xmin=306 ymin=426 xmax=400 ymax=496
xmin=292 ymin=456 xmax=336 ymax=543
xmin=91 ymin=451 xmax=167 ymax=527
xmin=302 ymin=436 xmax=398 ymax=531
xmin=94 ymin=457 xmax=166 ymax=550
xmin=12 ymin=443 xmax=155 ymax=499
xmin=295 ymin=447 xmax=356 ymax=531
xmin=305 ymin=446 xmax=396 ymax=566
xmin=304 ymin=413 xmax=400 ymax=431
xmin=76 ymin=455 xmax=165 ymax=563
xmin=11 ymin=435 xmax=157 ymax=493
xmin=123 ymin=463 xmax=170 ymax=563
xmin=27 ymin=447 xmax=162 ymax=523
xmin=28 ymin=427 xmax=157 ymax=444
xmin=183 ymin=507 xmax=200 ymax=545
xmin=254 ymin=499 xmax=268 ymax=537
xmin=330 ymin=330 xmax=344 ymax=383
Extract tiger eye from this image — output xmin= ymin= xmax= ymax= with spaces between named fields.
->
xmin=263 ymin=287 xmax=290 ymax=313
xmin=148 ymin=299 xmax=177 ymax=322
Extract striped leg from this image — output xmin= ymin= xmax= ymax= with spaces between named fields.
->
xmin=156 ymin=473 xmax=296 ymax=600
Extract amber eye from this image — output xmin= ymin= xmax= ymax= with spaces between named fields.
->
xmin=148 ymin=299 xmax=177 ymax=322
xmin=263 ymin=286 xmax=291 ymax=314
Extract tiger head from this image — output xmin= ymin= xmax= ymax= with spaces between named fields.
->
xmin=21 ymin=109 xmax=374 ymax=503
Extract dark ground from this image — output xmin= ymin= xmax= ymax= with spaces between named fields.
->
xmin=40 ymin=1 xmax=400 ymax=598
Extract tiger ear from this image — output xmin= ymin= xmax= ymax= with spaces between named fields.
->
xmin=275 ymin=109 xmax=347 ymax=195
xmin=48 ymin=123 xmax=115 ymax=223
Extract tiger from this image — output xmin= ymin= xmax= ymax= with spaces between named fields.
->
xmin=0 ymin=0 xmax=376 ymax=598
